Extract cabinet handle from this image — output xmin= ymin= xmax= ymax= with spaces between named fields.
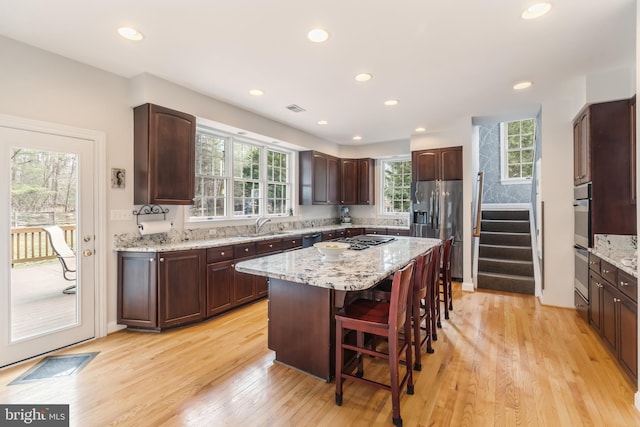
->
xmin=149 ymin=258 xmax=154 ymax=262
xmin=245 ymin=248 xmax=249 ymax=252
xmin=589 ymin=261 xmax=597 ymax=265
xmin=269 ymin=244 xmax=273 ymax=248
xmin=620 ymin=281 xmax=629 ymax=287
xmin=602 ymin=269 xmax=610 ymax=274
xmin=614 ymin=298 xmax=620 ymax=303
xmin=292 ymin=240 xmax=296 ymax=244
xmin=231 ymin=264 xmax=235 ymax=268
xmin=159 ymin=258 xmax=165 ymax=262
xmin=221 ymin=251 xmax=225 ymax=256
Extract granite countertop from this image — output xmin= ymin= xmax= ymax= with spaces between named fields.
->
xmin=114 ymin=224 xmax=410 ymax=252
xmin=234 ymin=236 xmax=441 ymax=291
xmin=589 ymin=247 xmax=638 ymax=278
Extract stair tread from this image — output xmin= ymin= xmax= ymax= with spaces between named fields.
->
xmin=479 ymin=243 xmax=532 ymax=250
xmin=481 ymin=219 xmax=530 ymax=223
xmin=477 ymin=271 xmax=534 ymax=281
xmin=480 ymin=231 xmax=531 ymax=236
xmin=478 ymin=257 xmax=533 ymax=265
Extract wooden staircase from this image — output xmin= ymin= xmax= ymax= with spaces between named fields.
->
xmin=477 ymin=210 xmax=534 ymax=295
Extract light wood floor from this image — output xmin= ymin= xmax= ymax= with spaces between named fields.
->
xmin=1 ymin=284 xmax=639 ymax=426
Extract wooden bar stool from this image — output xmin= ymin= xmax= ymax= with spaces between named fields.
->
xmin=440 ymin=236 xmax=454 ymax=320
xmin=430 ymin=243 xmax=442 ymax=339
xmin=335 ymin=261 xmax=415 ymax=427
xmin=412 ymin=248 xmax=435 ymax=370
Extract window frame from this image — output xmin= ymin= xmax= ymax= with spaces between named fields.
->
xmin=379 ymin=157 xmax=412 ymax=217
xmin=500 ymin=119 xmax=535 ymax=185
xmin=187 ymin=125 xmax=294 ymax=224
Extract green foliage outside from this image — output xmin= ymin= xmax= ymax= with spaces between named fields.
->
xmin=383 ymin=160 xmax=411 ymax=213
xmin=506 ymin=119 xmax=535 ymax=179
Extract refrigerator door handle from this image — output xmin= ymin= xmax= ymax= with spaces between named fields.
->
xmin=435 ymin=186 xmax=440 ymax=229
xmin=430 ymin=190 xmax=435 ymax=227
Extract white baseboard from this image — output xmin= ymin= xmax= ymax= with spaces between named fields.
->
xmin=108 ymin=321 xmax=127 ymax=334
xmin=462 ymin=281 xmax=475 ymax=292
xmin=635 ymin=391 xmax=640 ymax=413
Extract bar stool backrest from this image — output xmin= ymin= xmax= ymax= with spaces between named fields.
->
xmin=389 ymin=261 xmax=415 ymax=333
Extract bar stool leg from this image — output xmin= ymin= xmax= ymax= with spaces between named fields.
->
xmin=335 ymin=318 xmax=344 ymax=406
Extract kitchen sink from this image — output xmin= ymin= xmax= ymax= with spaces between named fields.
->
xmin=242 ymin=231 xmax=289 ymax=237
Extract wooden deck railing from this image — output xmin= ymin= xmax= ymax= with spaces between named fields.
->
xmin=11 ymin=225 xmax=76 ymax=265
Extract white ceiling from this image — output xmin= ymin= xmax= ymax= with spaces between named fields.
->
xmin=0 ymin=1 xmax=635 ymax=145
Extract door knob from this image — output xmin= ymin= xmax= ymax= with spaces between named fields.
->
xmin=83 ymin=235 xmax=92 ymax=242
xmin=82 ymin=249 xmax=93 ymax=257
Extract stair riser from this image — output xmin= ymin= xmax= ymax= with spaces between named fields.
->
xmin=482 ymin=210 xmax=529 ymax=221
xmin=477 ymin=274 xmax=535 ymax=295
xmin=479 ymin=245 xmax=532 ymax=261
xmin=481 ymin=221 xmax=530 ymax=233
xmin=480 ymin=233 xmax=531 ymax=247
xmin=478 ymin=259 xmax=534 ymax=276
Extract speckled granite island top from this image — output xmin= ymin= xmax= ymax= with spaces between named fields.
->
xmin=235 ymin=236 xmax=441 ymax=291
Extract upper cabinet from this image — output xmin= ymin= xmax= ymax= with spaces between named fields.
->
xmin=299 ymin=151 xmax=340 ymax=205
xmin=134 ymin=103 xmax=196 ymax=205
xmin=574 ymin=98 xmax=636 ymax=236
xmin=573 ymin=109 xmax=591 ymax=186
xmin=412 ymin=146 xmax=463 ymax=181
xmin=340 ymin=158 xmax=375 ymax=205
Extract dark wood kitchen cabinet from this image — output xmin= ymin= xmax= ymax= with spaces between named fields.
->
xmin=412 ymin=146 xmax=462 ymax=181
xmin=118 ymin=249 xmax=205 ymax=330
xmin=340 ymin=158 xmax=375 ymax=205
xmin=233 ymin=242 xmax=258 ymax=305
xmin=587 ymin=254 xmax=637 ymax=384
xmin=255 ymin=238 xmax=283 ymax=297
xmin=206 ymin=246 xmax=235 ymax=317
xmin=573 ymin=98 xmax=636 ymax=237
xmin=134 ymin=103 xmax=196 ymax=205
xmin=299 ymin=151 xmax=341 ymax=205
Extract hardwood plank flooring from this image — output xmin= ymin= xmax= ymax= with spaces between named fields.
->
xmin=1 ymin=284 xmax=639 ymax=426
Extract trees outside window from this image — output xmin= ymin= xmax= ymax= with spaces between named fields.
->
xmin=381 ymin=159 xmax=411 ymax=214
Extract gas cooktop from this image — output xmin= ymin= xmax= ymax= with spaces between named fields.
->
xmin=335 ymin=235 xmax=396 ymax=251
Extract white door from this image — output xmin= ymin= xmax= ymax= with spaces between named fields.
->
xmin=0 ymin=123 xmax=96 ymax=367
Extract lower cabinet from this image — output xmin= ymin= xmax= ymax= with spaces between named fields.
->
xmin=206 ymin=246 xmax=234 ymax=317
xmin=233 ymin=242 xmax=258 ymax=306
xmin=588 ymin=255 xmax=637 ymax=384
xmin=118 ymin=249 xmax=205 ymax=330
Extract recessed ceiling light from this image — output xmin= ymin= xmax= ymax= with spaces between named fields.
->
xmin=415 ymin=127 xmax=426 ymax=132
xmin=317 ymin=120 xmax=328 ymax=125
xmin=384 ymin=99 xmax=399 ymax=106
xmin=355 ymin=73 xmax=373 ymax=82
xmin=513 ymin=81 xmax=533 ymax=90
xmin=249 ymin=89 xmax=264 ymax=96
xmin=522 ymin=3 xmax=552 ymax=20
xmin=308 ymin=28 xmax=329 ymax=43
xmin=117 ymin=27 xmax=143 ymax=41
xmin=353 ymin=135 xmax=362 ymax=141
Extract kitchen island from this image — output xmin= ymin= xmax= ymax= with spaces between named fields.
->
xmin=235 ymin=236 xmax=441 ymax=381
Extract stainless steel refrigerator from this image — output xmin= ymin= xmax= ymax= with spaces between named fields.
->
xmin=410 ymin=180 xmax=463 ymax=279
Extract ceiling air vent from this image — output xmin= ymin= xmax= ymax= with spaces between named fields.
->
xmin=285 ymin=104 xmax=306 ymax=113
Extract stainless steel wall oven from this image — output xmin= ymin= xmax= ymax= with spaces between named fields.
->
xmin=573 ymin=183 xmax=591 ymax=302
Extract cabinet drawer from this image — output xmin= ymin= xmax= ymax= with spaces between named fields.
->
xmin=365 ymin=228 xmax=386 ymax=235
xmin=322 ymin=231 xmax=338 ymax=241
xmin=282 ymin=235 xmax=302 ymax=250
xmin=388 ymin=229 xmax=410 ymax=236
xmin=234 ymin=242 xmax=256 ymax=259
xmin=575 ymin=289 xmax=588 ymax=323
xmin=618 ymin=270 xmax=637 ymax=303
xmin=588 ymin=253 xmax=601 ymax=274
xmin=257 ymin=238 xmax=283 ymax=255
xmin=345 ymin=228 xmax=364 ymax=237
xmin=600 ymin=260 xmax=617 ymax=285
xmin=206 ymin=246 xmax=234 ymax=263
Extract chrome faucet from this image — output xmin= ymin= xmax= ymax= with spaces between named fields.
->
xmin=255 ymin=216 xmax=271 ymax=234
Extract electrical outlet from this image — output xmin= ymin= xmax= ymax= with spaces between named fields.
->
xmin=111 ymin=209 xmax=133 ymax=221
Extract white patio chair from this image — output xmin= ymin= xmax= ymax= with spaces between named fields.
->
xmin=43 ymin=225 xmax=76 ymax=294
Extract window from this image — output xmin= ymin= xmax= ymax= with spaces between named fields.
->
xmin=190 ymin=126 xmax=292 ymax=221
xmin=381 ymin=159 xmax=412 ymax=214
xmin=501 ymin=118 xmax=535 ymax=182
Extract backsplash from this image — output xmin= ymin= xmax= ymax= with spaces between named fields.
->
xmin=593 ymin=234 xmax=637 ymax=252
xmin=114 ymin=216 xmax=408 ymax=248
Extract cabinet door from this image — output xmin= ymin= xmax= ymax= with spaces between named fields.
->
xmin=573 ymin=110 xmax=590 ymax=185
xmin=412 ymin=150 xmax=438 ymax=182
xmin=618 ymin=296 xmax=638 ymax=380
xmin=439 ymin=147 xmax=463 ymax=180
xmin=357 ymin=158 xmax=375 ymax=205
xmin=206 ymin=260 xmax=234 ymax=317
xmin=340 ymin=159 xmax=358 ymax=205
xmin=134 ymin=103 xmax=196 ymax=205
xmin=631 ymin=96 xmax=636 ymax=205
xmin=312 ymin=153 xmax=329 ymax=204
xmin=346 ymin=228 xmax=364 ymax=237
xmin=118 ymin=252 xmax=158 ymax=329
xmin=573 ymin=119 xmax=582 ymax=186
xmin=326 ymin=155 xmax=340 ymax=205
xmin=601 ymin=282 xmax=617 ymax=353
xmin=157 ymin=250 xmax=205 ymax=328
xmin=589 ymin=271 xmax=602 ymax=333
xmin=233 ymin=260 xmax=258 ymax=305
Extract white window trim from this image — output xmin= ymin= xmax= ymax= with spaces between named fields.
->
xmin=379 ymin=157 xmax=412 ymax=217
xmin=499 ymin=121 xmax=534 ymax=185
xmin=185 ymin=125 xmax=295 ymax=225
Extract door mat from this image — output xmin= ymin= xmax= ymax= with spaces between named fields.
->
xmin=9 ymin=352 xmax=99 ymax=385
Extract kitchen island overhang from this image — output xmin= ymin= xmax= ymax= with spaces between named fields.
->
xmin=235 ymin=236 xmax=441 ymax=381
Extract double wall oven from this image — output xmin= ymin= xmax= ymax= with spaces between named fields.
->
xmin=573 ymin=183 xmax=591 ymax=301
